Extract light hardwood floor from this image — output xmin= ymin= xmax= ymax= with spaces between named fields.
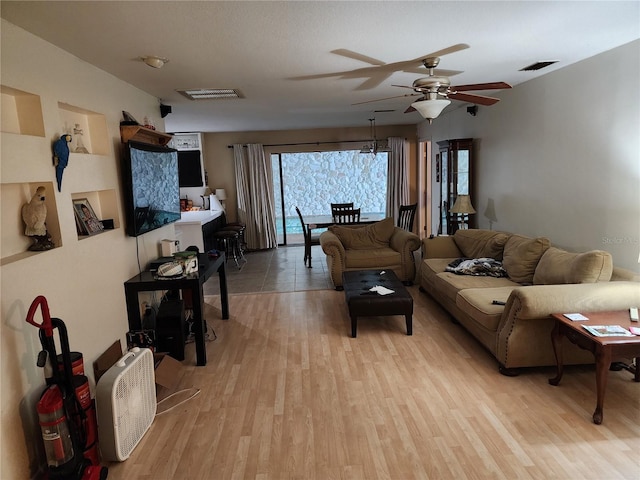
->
xmin=106 ymin=286 xmax=640 ymax=479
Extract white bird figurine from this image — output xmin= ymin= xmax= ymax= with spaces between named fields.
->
xmin=22 ymin=186 xmax=54 ymax=250
xmin=22 ymin=187 xmax=47 ymax=236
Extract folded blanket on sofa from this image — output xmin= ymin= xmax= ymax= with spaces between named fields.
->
xmin=446 ymin=258 xmax=508 ymax=277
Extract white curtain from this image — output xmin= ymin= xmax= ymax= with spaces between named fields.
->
xmin=232 ymin=144 xmax=277 ymax=250
xmin=386 ymin=137 xmax=410 ymax=224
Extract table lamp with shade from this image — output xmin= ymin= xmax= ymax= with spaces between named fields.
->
xmin=214 ymin=188 xmax=227 ymax=210
xmin=450 ymin=194 xmax=476 ymax=231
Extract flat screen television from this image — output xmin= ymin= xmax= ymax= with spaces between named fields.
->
xmin=122 ymin=141 xmax=181 ymax=237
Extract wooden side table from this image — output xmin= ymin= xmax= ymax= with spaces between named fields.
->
xmin=548 ymin=311 xmax=640 ymax=424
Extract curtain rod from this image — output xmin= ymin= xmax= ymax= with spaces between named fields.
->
xmin=227 ymin=139 xmax=374 ymax=148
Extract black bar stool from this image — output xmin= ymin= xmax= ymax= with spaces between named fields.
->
xmin=212 ymin=230 xmax=243 ymax=269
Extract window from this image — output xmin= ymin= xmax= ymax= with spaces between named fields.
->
xmin=272 ymin=150 xmax=388 ymax=245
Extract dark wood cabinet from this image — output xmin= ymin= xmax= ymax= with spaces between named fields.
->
xmin=437 ymin=138 xmax=474 ymax=235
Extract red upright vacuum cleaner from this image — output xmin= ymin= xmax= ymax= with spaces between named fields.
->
xmin=26 ymin=295 xmax=108 ymax=480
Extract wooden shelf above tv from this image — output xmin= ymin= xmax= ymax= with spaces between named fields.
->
xmin=120 ymin=125 xmax=173 ymax=146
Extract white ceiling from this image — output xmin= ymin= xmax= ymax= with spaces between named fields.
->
xmin=2 ymin=1 xmax=639 ymax=133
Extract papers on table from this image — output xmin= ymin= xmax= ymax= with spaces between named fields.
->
xmin=564 ymin=313 xmax=589 ymax=321
xmin=582 ymin=325 xmax=633 ymax=337
xmin=369 ymin=285 xmax=395 ymax=295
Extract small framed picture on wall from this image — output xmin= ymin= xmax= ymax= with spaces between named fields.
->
xmin=73 ymin=198 xmax=104 ymax=235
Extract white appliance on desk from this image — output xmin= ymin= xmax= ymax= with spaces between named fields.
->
xmin=174 ymin=209 xmax=224 ymax=252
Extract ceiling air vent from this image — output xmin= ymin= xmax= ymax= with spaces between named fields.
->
xmin=177 ymin=88 xmax=243 ymax=100
xmin=519 ymin=61 xmax=558 ymax=72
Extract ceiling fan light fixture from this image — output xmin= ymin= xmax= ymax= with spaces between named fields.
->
xmin=411 ymin=99 xmax=451 ymax=123
xmin=141 ymin=56 xmax=169 ymax=69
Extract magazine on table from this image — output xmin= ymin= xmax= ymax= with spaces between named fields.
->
xmin=582 ymin=325 xmax=633 ymax=337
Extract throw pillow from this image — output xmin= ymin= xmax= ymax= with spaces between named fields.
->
xmin=329 ymin=217 xmax=394 ymax=250
xmin=502 ymin=234 xmax=550 ymax=284
xmin=533 ymin=247 xmax=613 ymax=284
xmin=453 ymin=229 xmax=510 ymax=260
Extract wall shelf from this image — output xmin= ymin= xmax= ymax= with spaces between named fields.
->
xmin=71 ymin=189 xmax=120 ymax=240
xmin=58 ymin=102 xmax=109 ymax=155
xmin=1 ymin=85 xmax=46 ymax=137
xmin=120 ymin=125 xmax=173 ymax=146
xmin=1 ymin=182 xmax=62 ymax=266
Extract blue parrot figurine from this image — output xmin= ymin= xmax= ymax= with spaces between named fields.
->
xmin=52 ymin=134 xmax=71 ymax=192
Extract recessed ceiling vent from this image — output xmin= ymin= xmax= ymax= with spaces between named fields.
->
xmin=177 ymin=88 xmax=243 ymax=100
xmin=519 ymin=61 xmax=558 ymax=72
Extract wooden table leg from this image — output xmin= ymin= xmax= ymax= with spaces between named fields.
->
xmin=351 ymin=316 xmax=357 ymax=338
xmin=592 ymin=345 xmax=612 ymax=425
xmin=548 ymin=321 xmax=564 ymax=386
xmin=406 ymin=315 xmax=412 ymax=336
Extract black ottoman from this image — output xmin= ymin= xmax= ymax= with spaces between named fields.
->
xmin=342 ymin=270 xmax=413 ymax=338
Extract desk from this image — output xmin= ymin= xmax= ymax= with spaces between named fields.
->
xmin=306 ymin=212 xmax=386 ymax=230
xmin=548 ymin=311 xmax=640 ymax=424
xmin=123 ymin=253 xmax=229 ymax=366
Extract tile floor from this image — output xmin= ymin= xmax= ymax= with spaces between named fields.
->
xmin=203 ymin=244 xmax=333 ymax=295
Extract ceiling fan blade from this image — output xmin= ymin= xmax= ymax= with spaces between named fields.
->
xmin=352 ymin=93 xmax=420 ymax=106
xmin=450 ymin=82 xmax=512 ymax=92
xmin=391 ymin=84 xmax=417 ymax=90
xmin=287 ymin=72 xmax=350 ymax=81
xmin=354 ymin=73 xmax=393 ymax=91
xmin=448 ymin=92 xmax=501 ymax=106
xmin=358 ymin=44 xmax=471 ymax=73
xmin=402 ymin=67 xmax=464 ymax=77
xmin=331 ymin=49 xmax=386 ymax=66
xmin=426 ymin=43 xmax=470 ymax=59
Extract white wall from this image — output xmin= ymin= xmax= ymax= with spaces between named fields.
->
xmin=1 ymin=20 xmax=179 ymax=479
xmin=419 ymin=40 xmax=640 ymax=272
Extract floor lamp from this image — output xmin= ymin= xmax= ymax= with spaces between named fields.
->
xmin=450 ymin=195 xmax=476 ymax=231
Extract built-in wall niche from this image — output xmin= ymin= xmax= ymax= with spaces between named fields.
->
xmin=0 ymin=85 xmax=46 ymax=137
xmin=71 ymin=189 xmax=120 ymax=239
xmin=57 ymin=102 xmax=109 ymax=155
xmin=1 ymin=182 xmax=62 ymax=266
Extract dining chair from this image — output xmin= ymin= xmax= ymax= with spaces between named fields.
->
xmin=333 ymin=208 xmax=361 ymax=224
xmin=295 ymin=206 xmax=321 ymax=268
xmin=397 ymin=203 xmax=417 ymax=232
xmin=331 ymin=202 xmax=354 ymax=221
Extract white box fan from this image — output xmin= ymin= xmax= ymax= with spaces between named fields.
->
xmin=96 ymin=347 xmax=156 ymax=461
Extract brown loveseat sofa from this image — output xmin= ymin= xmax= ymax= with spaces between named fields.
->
xmin=419 ymin=229 xmax=640 ymax=374
xmin=320 ymin=217 xmax=421 ymax=290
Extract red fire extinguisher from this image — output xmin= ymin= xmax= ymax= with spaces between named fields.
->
xmin=26 ymin=295 xmax=108 ymax=480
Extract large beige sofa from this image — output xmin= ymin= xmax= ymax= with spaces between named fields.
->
xmin=320 ymin=217 xmax=421 ymax=290
xmin=419 ymin=229 xmax=640 ymax=374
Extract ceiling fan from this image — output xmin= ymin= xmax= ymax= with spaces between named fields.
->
xmin=353 ymin=56 xmax=512 ymax=122
xmin=287 ymin=43 xmax=470 ymax=90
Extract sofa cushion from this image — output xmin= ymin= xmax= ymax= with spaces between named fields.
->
xmin=533 ymin=247 xmax=613 ymax=284
xmin=456 ymin=287 xmax=517 ymax=332
xmin=329 ymin=217 xmax=394 ymax=250
xmin=433 ymin=271 xmax=519 ymax=304
xmin=345 ymin=247 xmax=400 ymax=269
xmin=453 ymin=229 xmax=511 ymax=260
xmin=502 ymin=235 xmax=550 ymax=284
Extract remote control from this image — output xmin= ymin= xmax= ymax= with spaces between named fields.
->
xmin=630 ymin=307 xmax=639 ymax=322
xmin=492 ymin=300 xmax=506 ymax=306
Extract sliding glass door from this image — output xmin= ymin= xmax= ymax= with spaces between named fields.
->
xmin=271 ymin=150 xmax=388 ymax=245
